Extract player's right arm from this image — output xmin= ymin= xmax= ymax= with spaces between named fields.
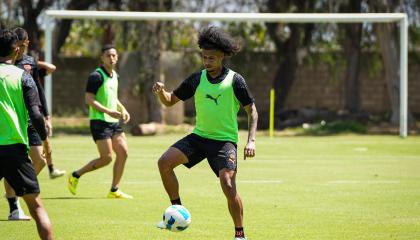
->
xmin=153 ymin=82 xmax=180 ymax=107
xmin=153 ymin=71 xmax=200 ymax=107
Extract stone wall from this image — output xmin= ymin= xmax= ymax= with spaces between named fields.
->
xmin=51 ymin=52 xmax=420 ymax=127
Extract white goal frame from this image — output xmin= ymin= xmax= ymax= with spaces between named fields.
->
xmin=44 ymin=10 xmax=409 ymax=137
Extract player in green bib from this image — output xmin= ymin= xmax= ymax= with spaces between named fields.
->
xmin=3 ymin=27 xmax=65 ymax=222
xmin=0 ymin=29 xmax=53 ymax=239
xmin=67 ymin=45 xmax=133 ymax=199
xmin=153 ymin=26 xmax=258 ymax=240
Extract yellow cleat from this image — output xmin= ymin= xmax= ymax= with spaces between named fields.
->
xmin=107 ymin=189 xmax=133 ymax=199
xmin=67 ymin=174 xmax=79 ymax=195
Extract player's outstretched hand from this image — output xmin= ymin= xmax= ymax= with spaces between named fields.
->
xmin=244 ymin=140 xmax=256 ymax=160
xmin=107 ymin=110 xmax=122 ymax=119
xmin=153 ymin=82 xmax=165 ymax=94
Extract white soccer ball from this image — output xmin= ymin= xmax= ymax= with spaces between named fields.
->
xmin=163 ymin=205 xmax=191 ymax=232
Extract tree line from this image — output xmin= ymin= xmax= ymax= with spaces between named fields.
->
xmin=0 ymin=0 xmax=419 ymax=126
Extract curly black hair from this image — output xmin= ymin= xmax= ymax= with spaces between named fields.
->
xmin=0 ymin=29 xmax=18 ymax=57
xmin=198 ymin=26 xmax=241 ymax=56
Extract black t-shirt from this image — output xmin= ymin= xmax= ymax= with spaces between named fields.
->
xmin=22 ymin=71 xmax=41 ymax=108
xmin=15 ymin=54 xmax=49 ymax=117
xmin=86 ymin=66 xmax=115 ymax=94
xmin=173 ymin=67 xmax=254 ymax=106
xmin=21 ymin=71 xmax=47 ymax=140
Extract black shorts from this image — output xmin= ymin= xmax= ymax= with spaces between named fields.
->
xmin=0 ymin=144 xmax=40 ymax=196
xmin=27 ymin=124 xmax=43 ymax=146
xmin=90 ymin=120 xmax=124 ymax=142
xmin=172 ymin=133 xmax=237 ymax=177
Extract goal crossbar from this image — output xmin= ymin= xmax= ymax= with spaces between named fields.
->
xmin=44 ymin=10 xmax=409 ymax=137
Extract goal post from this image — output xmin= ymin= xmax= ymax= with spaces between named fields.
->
xmin=44 ymin=10 xmax=409 ymax=137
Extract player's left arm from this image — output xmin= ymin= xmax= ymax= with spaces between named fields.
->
xmin=243 ymin=103 xmax=258 ymax=159
xmin=232 ymin=73 xmax=258 ymax=160
xmin=117 ymin=100 xmax=130 ymax=123
xmin=37 ymin=61 xmax=56 ymax=75
xmin=32 ymin=63 xmax=52 ymax=135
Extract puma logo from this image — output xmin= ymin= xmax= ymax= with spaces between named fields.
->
xmin=205 ymin=94 xmax=221 ymax=105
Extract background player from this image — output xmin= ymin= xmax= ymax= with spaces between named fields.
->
xmin=67 ymin=44 xmax=132 ymax=199
xmin=0 ymin=28 xmax=53 ymax=239
xmin=4 ymin=27 xmax=65 ymax=221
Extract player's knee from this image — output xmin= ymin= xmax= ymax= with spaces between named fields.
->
xmin=117 ymin=150 xmax=128 ymax=160
xmin=100 ymin=155 xmax=113 ymax=165
xmin=32 ymin=155 xmax=46 ymax=169
xmin=220 ymin=178 xmax=237 ymax=198
xmin=36 ymin=158 xmax=46 ymax=167
xmin=221 ymin=179 xmax=234 ymax=190
xmin=158 ymin=155 xmax=171 ymax=171
xmin=115 ymin=142 xmax=128 ymax=159
xmin=30 ymin=151 xmax=46 ymax=163
xmin=122 ymin=150 xmax=128 ymax=159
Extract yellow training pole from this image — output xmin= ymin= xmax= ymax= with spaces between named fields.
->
xmin=269 ymin=89 xmax=275 ymax=138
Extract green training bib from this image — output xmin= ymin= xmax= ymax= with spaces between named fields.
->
xmin=0 ymin=64 xmax=28 ymax=147
xmin=89 ymin=67 xmax=119 ymax=123
xmin=193 ymin=69 xmax=240 ymax=143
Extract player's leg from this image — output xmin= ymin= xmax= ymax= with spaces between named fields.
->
xmin=43 ymin=137 xmax=66 ymax=179
xmin=29 ymin=145 xmax=47 ymax=174
xmin=3 ymin=126 xmax=42 ymax=220
xmin=208 ymin=141 xmax=246 ymax=239
xmin=107 ymin=132 xmax=132 ymax=199
xmin=29 ymin=123 xmax=65 ymax=179
xmin=68 ymin=120 xmax=115 ymax=195
xmin=68 ymin=139 xmax=113 ymax=195
xmin=21 ymin=193 xmax=53 ymax=240
xmin=157 ymin=134 xmax=205 ymax=229
xmin=2 ymin=148 xmax=53 ymax=239
xmin=111 ymin=132 xmax=127 ymax=189
xmin=27 ymin=125 xmax=46 ymax=174
xmin=76 ymin=139 xmax=113 ymax=175
xmin=156 ymin=146 xmax=189 ymax=229
xmin=157 ymin=147 xmax=188 ymax=202
xmin=219 ymin=169 xmax=245 ymax=239
xmin=46 ymin=155 xmax=66 ymax=179
xmin=4 ymin=180 xmax=31 ymax=220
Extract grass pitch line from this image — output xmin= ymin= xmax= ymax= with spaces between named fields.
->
xmin=101 ymin=180 xmax=162 ymax=184
xmin=211 ymin=180 xmax=284 ymax=184
xmin=327 ymin=180 xmax=400 ymax=184
xmin=239 ymin=180 xmax=284 ymax=184
xmin=100 ymin=180 xmax=285 ymax=185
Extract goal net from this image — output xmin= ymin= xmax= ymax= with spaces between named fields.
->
xmin=44 ymin=10 xmax=409 ymax=137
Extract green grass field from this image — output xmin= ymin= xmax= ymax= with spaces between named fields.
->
xmin=1 ymin=133 xmax=420 ymax=239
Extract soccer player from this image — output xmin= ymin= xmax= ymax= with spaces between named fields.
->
xmin=67 ymin=44 xmax=132 ymax=199
xmin=3 ymin=27 xmax=65 ymax=221
xmin=153 ymin=26 xmax=258 ymax=240
xmin=13 ymin=28 xmax=65 ymax=179
xmin=0 ymin=28 xmax=53 ymax=240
